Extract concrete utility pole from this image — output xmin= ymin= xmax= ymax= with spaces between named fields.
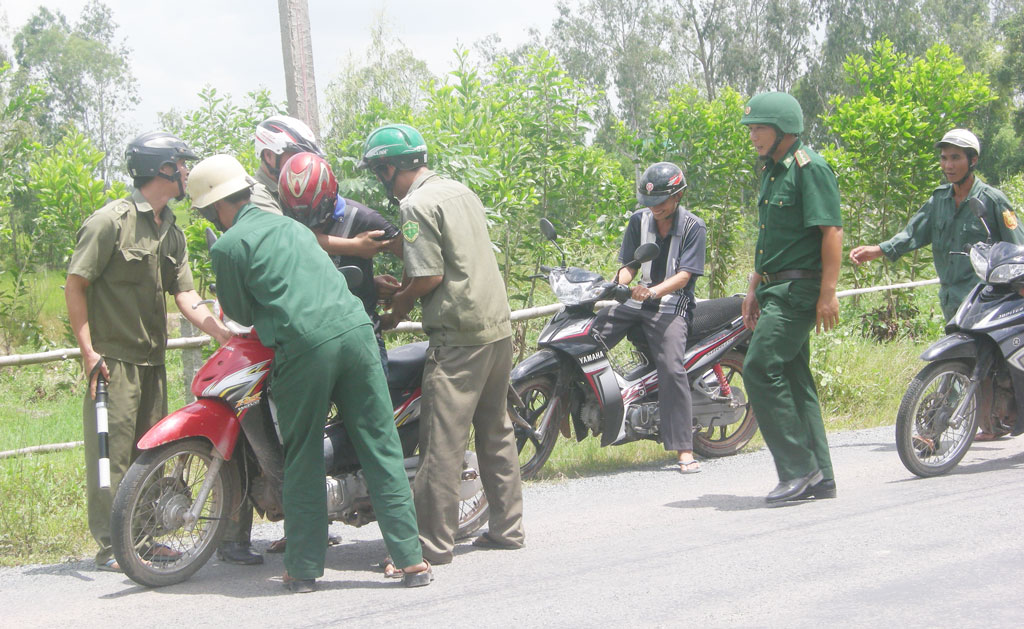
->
xmin=277 ymin=0 xmax=320 ymax=137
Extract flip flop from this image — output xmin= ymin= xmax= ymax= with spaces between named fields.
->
xmin=269 ymin=535 xmax=342 ymax=554
xmin=403 ymin=562 xmax=433 ymax=588
xmin=96 ymin=558 xmax=121 ymax=572
xmin=975 ymin=431 xmax=1006 ymax=442
xmin=679 ymin=460 xmax=702 ymax=474
xmin=146 ymin=543 xmax=182 ymax=562
xmin=380 ymin=556 xmax=403 ymax=578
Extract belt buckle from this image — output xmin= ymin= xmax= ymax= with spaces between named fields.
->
xmin=760 ymin=272 xmax=772 ymax=285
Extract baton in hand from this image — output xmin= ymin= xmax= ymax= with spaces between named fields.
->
xmin=90 ymin=360 xmax=111 ymax=490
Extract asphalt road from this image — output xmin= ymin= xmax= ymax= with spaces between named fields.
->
xmin=4 ymin=425 xmax=1024 ymax=628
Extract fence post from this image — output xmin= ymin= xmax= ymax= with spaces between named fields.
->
xmin=179 ymin=315 xmax=201 ymax=404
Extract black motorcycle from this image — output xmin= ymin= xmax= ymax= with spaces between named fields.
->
xmin=896 ymin=198 xmax=1024 ymax=477
xmin=507 ymin=219 xmax=758 ymax=479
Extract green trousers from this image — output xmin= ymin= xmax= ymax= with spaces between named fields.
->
xmin=743 ymin=279 xmax=834 ymax=482
xmin=82 ymin=359 xmax=166 ymax=564
xmin=414 ymin=337 xmax=525 ymax=564
xmin=271 ymin=324 xmax=421 ymax=580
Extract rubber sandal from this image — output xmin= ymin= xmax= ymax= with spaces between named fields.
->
xmin=679 ymin=460 xmax=701 ymax=474
xmin=975 ymin=431 xmax=1006 ymax=442
xmin=402 ymin=562 xmax=433 ymax=588
xmin=96 ymin=558 xmax=121 ymax=572
xmin=380 ymin=556 xmax=403 ymax=578
xmin=269 ymin=534 xmax=341 ymax=554
xmin=146 ymin=543 xmax=182 ymax=562
xmin=282 ymin=572 xmax=317 ymax=593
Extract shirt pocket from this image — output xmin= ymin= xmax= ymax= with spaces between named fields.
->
xmin=766 ymin=181 xmax=802 ymax=230
xmin=107 ymin=247 xmax=156 ymax=285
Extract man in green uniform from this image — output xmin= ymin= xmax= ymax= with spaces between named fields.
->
xmin=740 ymin=92 xmax=844 ymax=504
xmin=849 ymin=128 xmax=1024 ymax=322
xmin=188 ymin=154 xmax=431 ymax=592
xmin=360 ymin=124 xmax=525 ymax=565
xmin=66 ymin=131 xmax=233 ymax=571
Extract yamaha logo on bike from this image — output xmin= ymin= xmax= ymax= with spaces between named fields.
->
xmin=580 ymin=351 xmax=604 ymax=364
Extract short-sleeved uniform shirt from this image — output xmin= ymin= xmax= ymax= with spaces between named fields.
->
xmin=754 ymin=140 xmax=842 ymax=274
xmin=251 ymin=168 xmax=284 ymax=215
xmin=320 ymin=198 xmax=399 ymax=316
xmin=879 ymin=178 xmax=1024 ymax=320
xmin=67 ymin=188 xmax=194 ymax=366
xmin=618 ymin=207 xmax=706 ymax=321
xmin=210 ymin=204 xmax=369 ymax=363
xmin=400 ymin=170 xmax=512 ymax=347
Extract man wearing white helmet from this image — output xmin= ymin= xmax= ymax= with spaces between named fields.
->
xmin=850 ymin=128 xmax=1024 ymax=323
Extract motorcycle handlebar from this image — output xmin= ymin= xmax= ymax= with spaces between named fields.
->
xmin=540 ymin=265 xmax=555 ymax=273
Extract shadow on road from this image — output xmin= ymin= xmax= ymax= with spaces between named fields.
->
xmin=663 ymin=493 xmax=818 ymax=512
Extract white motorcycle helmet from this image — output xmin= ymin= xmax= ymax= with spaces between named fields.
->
xmin=254 ymin=115 xmax=323 ymax=177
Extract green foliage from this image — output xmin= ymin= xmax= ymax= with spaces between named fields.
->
xmin=627 ymin=86 xmax=755 ymax=297
xmin=28 ymin=129 xmax=127 ymax=265
xmin=823 ymin=39 xmax=994 ymax=312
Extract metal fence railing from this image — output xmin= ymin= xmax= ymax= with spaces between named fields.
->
xmin=0 ymin=278 xmax=939 ymax=459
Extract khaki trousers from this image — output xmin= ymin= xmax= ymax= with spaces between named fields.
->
xmin=414 ymin=337 xmax=525 ymax=563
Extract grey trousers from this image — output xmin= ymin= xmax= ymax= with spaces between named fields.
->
xmin=593 ymin=304 xmax=694 ymax=451
xmin=413 ymin=336 xmax=525 ymax=563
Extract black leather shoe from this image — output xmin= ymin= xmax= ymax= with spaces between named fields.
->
xmin=804 ymin=478 xmax=836 ymax=499
xmin=217 ymin=542 xmax=264 ymax=565
xmin=765 ymin=469 xmax=823 ymax=503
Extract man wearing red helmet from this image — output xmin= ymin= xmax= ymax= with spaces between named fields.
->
xmin=277 ymin=152 xmax=402 ymax=374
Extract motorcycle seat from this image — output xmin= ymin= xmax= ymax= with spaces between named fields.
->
xmin=386 ymin=341 xmax=429 ymax=390
xmin=688 ymin=295 xmax=744 ymax=344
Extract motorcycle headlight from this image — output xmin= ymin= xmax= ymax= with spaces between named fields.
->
xmin=969 ymin=246 xmax=989 ymax=281
xmin=988 ymin=263 xmax=1024 ymax=285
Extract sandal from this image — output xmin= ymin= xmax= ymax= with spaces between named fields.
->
xmin=269 ymin=534 xmax=342 ymax=554
xmin=380 ymin=556 xmax=403 ymax=579
xmin=282 ymin=572 xmax=317 ymax=594
xmin=975 ymin=431 xmax=1007 ymax=442
xmin=146 ymin=543 xmax=182 ymax=562
xmin=402 ymin=562 xmax=433 ymax=588
xmin=96 ymin=558 xmax=121 ymax=572
xmin=679 ymin=459 xmax=701 ymax=474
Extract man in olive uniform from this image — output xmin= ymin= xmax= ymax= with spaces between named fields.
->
xmin=361 ymin=124 xmax=525 ymax=565
xmin=188 ymin=154 xmax=431 ymax=592
xmin=66 ymin=131 xmax=233 ymax=571
xmin=740 ymin=92 xmax=843 ymax=504
xmin=849 ymin=128 xmax=1024 ymax=322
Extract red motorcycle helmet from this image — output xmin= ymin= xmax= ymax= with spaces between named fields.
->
xmin=277 ymin=152 xmax=339 ymax=227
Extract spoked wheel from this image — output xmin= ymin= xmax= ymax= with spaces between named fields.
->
xmin=111 ymin=438 xmax=239 ymax=587
xmin=692 ymin=350 xmax=759 ymax=458
xmin=455 ymin=450 xmax=489 ymax=539
xmin=896 ymin=360 xmax=978 ymax=477
xmin=508 ymin=376 xmax=562 ymax=480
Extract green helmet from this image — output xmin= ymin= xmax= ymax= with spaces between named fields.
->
xmin=740 ymin=92 xmax=804 ymax=135
xmin=358 ymin=124 xmax=428 ymax=170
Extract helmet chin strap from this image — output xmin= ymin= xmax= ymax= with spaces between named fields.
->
xmin=378 ymin=163 xmax=401 ymax=206
xmin=764 ymin=127 xmax=784 ymax=162
xmin=954 ymin=158 xmax=976 ymax=187
xmin=157 ymin=169 xmax=187 ymax=201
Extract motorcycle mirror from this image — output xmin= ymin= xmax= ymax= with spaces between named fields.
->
xmin=968 ymin=197 xmax=993 ymax=242
xmin=539 ymin=218 xmax=558 ymax=242
xmin=539 ymin=218 xmax=567 ymax=267
xmin=632 ymin=243 xmax=660 ymax=265
xmin=205 ymin=227 xmax=219 ymax=250
xmin=339 ymin=266 xmax=364 ymax=288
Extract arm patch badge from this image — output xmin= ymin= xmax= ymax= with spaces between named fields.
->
xmin=1004 ymin=210 xmax=1019 ymax=231
xmin=402 ymin=220 xmax=420 ymax=243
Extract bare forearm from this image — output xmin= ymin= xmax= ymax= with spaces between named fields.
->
xmin=391 ymin=275 xmax=443 ymax=320
xmin=820 ymin=227 xmax=843 ymax=297
xmin=65 ymin=275 xmax=94 ymax=355
xmin=651 ymin=270 xmax=692 ymax=297
xmin=175 ymin=290 xmax=231 ymax=344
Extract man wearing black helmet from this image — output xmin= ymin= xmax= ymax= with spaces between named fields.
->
xmin=65 ymin=131 xmax=233 ymax=572
xmin=740 ymin=92 xmax=843 ymax=504
xmin=593 ymin=162 xmax=707 ymax=473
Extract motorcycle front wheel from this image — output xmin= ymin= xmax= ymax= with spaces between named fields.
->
xmin=896 ymin=360 xmax=978 ymax=477
xmin=111 ymin=438 xmax=239 ymax=587
xmin=692 ymin=350 xmax=759 ymax=458
xmin=508 ymin=375 xmax=562 ymax=480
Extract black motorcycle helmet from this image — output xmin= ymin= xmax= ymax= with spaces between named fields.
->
xmin=637 ymin=162 xmax=687 ymax=207
xmin=125 ymin=131 xmax=198 ymax=199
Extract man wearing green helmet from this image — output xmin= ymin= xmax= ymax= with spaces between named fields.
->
xmin=740 ymin=92 xmax=843 ymax=503
xmin=360 ymin=123 xmax=525 ymax=566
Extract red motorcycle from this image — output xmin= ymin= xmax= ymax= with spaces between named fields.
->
xmin=110 ymin=303 xmax=488 ymax=587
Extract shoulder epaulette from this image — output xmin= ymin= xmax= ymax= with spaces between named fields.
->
xmin=794 ymin=149 xmax=811 ymax=167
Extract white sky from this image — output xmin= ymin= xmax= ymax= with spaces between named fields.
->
xmin=1 ymin=0 xmax=559 ymax=131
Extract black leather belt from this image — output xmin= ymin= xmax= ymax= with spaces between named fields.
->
xmin=760 ymin=269 xmax=821 ymax=285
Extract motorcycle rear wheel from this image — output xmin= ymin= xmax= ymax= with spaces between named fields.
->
xmin=692 ymin=350 xmax=759 ymax=458
xmin=455 ymin=450 xmax=490 ymax=539
xmin=508 ymin=375 xmax=562 ymax=480
xmin=896 ymin=360 xmax=978 ymax=477
xmin=111 ymin=438 xmax=238 ymax=587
